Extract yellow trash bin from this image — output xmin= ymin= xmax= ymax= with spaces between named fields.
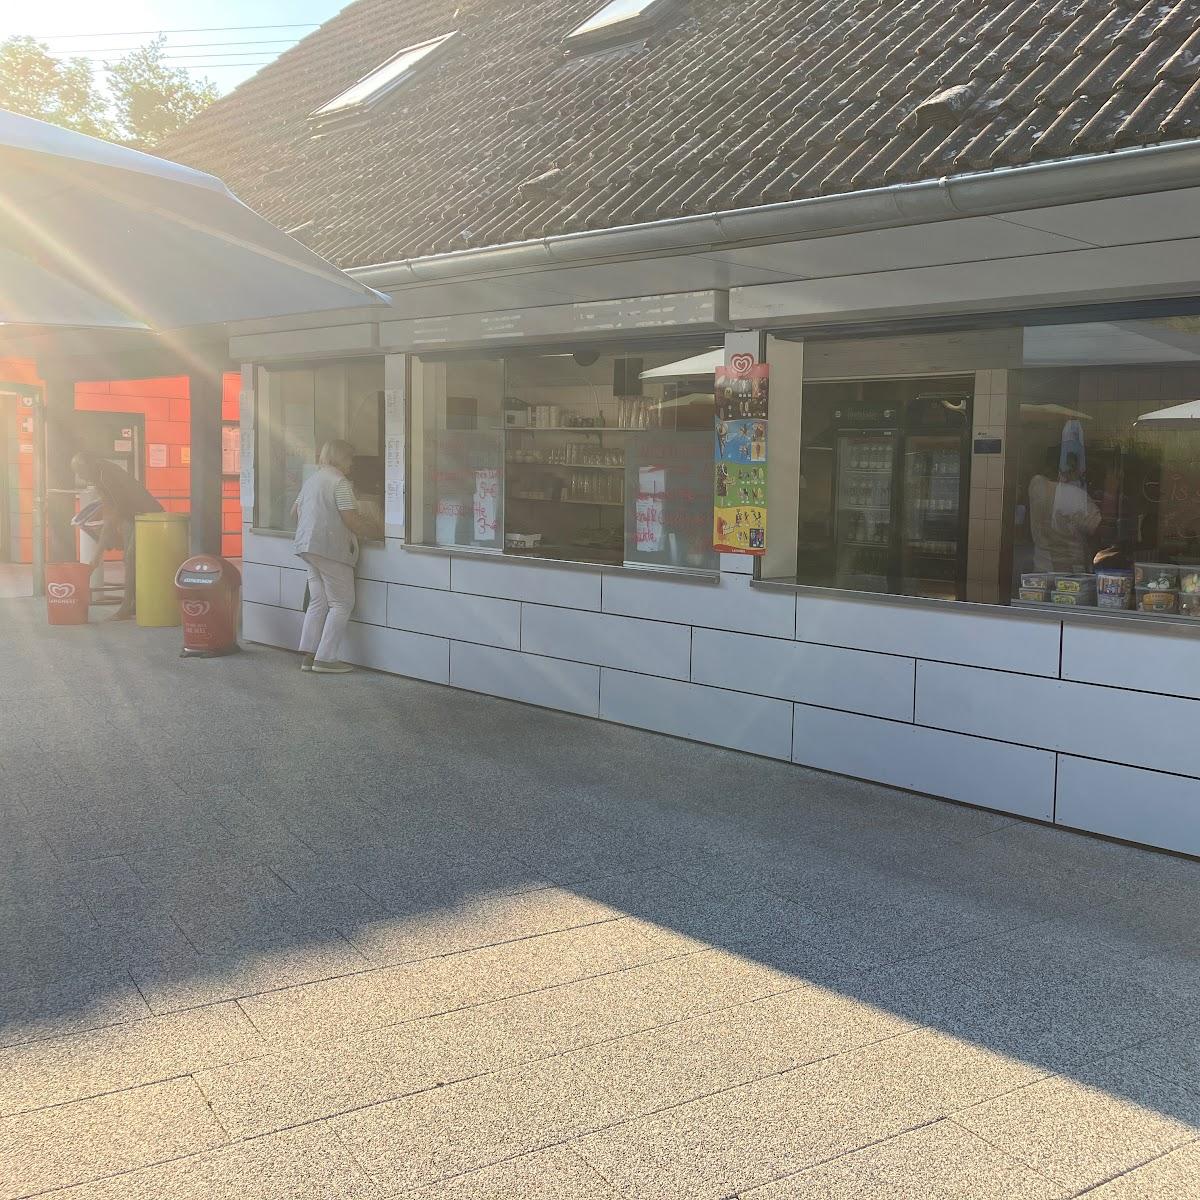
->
xmin=135 ymin=512 xmax=190 ymax=627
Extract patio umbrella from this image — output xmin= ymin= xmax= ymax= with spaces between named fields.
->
xmin=1133 ymin=399 xmax=1200 ymax=430
xmin=0 ymin=109 xmax=387 ymax=331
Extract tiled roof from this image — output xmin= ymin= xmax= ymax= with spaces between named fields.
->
xmin=163 ymin=0 xmax=1200 ymax=269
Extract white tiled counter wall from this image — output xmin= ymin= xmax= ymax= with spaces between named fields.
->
xmin=240 ymin=530 xmax=1200 ymax=858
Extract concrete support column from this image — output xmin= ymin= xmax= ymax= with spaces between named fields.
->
xmin=188 ymin=367 xmax=223 ymax=556
xmin=42 ymin=375 xmax=77 ymax=565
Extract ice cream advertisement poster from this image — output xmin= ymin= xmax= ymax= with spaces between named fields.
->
xmin=714 ymin=358 xmax=768 ymax=555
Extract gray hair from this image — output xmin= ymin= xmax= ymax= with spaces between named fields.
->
xmin=318 ymin=439 xmax=356 ymax=471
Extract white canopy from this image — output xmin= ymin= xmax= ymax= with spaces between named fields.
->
xmin=0 ymin=109 xmax=387 ymax=332
xmin=641 ymin=349 xmax=722 ymax=379
xmin=1134 ymin=399 xmax=1200 ymax=429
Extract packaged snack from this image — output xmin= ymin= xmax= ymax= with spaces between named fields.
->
xmin=1178 ymin=567 xmax=1200 ymax=594
xmin=1055 ymin=575 xmax=1095 ymax=594
xmin=1135 ymin=563 xmax=1179 ymax=590
xmin=1136 ymin=588 xmax=1179 ymax=614
xmin=1018 ymin=588 xmax=1050 ymax=602
xmin=1094 ymin=568 xmax=1133 ymax=609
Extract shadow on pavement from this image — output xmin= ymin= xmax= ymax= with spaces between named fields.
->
xmin=2 ymin=593 xmax=1199 ymax=1138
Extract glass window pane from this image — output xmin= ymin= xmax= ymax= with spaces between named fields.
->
xmin=415 ymin=344 xmax=719 ymax=569
xmin=313 ymin=34 xmax=455 ymax=115
xmin=256 ymin=360 xmax=383 ymax=533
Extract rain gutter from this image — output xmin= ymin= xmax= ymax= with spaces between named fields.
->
xmin=349 ymin=140 xmax=1200 ymax=290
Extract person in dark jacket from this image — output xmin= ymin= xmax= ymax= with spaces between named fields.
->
xmin=71 ymin=451 xmax=163 ymax=620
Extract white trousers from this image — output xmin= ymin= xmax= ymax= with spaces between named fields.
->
xmin=299 ymin=553 xmax=356 ymax=663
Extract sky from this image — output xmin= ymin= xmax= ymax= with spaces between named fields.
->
xmin=0 ymin=0 xmax=350 ymax=95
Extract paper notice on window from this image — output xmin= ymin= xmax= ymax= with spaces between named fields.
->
xmin=384 ymin=388 xmax=401 ymax=421
xmin=384 ymin=435 xmax=405 ymax=532
xmin=473 ymin=468 xmax=499 ymax=542
xmin=635 ymin=466 xmax=666 ymax=554
xmin=239 ymin=428 xmax=255 ymax=513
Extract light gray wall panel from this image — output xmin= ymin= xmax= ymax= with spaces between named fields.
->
xmin=450 ymin=643 xmax=600 ymax=717
xmin=794 ymin=592 xmax=1060 ymax=676
xmin=240 ymin=562 xmax=280 ymax=606
xmin=600 ymin=670 xmax=792 ymax=760
xmin=354 ymin=579 xmax=388 ymax=627
xmin=387 ymin=585 xmax=521 ymax=649
xmin=521 ymin=605 xmax=691 ymax=680
xmin=242 ymin=531 xmax=296 ymax=569
xmin=451 ymin=555 xmax=601 ymax=610
xmin=792 ymin=704 xmax=1055 ymax=820
xmin=1056 ymin=756 xmax=1200 ymax=857
xmin=916 ymin=661 xmax=1200 ymax=778
xmin=242 ymin=601 xmax=302 ymax=651
xmin=361 ymin=542 xmax=451 ymax=589
xmin=602 ymin=571 xmax=795 ymax=639
xmin=342 ymin=621 xmax=449 ymax=684
xmin=1062 ymin=621 xmax=1200 ymax=701
xmin=279 ymin=566 xmax=307 ymax=611
xmin=692 ymin=628 xmax=915 ymax=720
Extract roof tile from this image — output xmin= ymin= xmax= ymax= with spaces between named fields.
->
xmin=161 ymin=0 xmax=1200 ymax=266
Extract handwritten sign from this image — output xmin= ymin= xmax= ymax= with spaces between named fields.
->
xmin=713 ymin=358 xmax=768 ymax=555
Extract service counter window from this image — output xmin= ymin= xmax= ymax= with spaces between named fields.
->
xmin=256 ymin=359 xmax=385 ymax=533
xmin=412 ymin=344 xmax=719 ymax=570
xmin=1009 ymin=317 xmax=1200 ymax=618
xmin=789 ymin=309 xmax=1200 ymax=622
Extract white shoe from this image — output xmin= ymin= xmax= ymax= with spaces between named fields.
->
xmin=311 ymin=659 xmax=354 ymax=674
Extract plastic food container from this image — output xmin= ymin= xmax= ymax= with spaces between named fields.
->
xmin=1179 ymin=593 xmax=1200 ymax=617
xmin=1137 ymin=587 xmax=1179 ymax=614
xmin=1178 ymin=567 xmax=1200 ymax=594
xmin=1018 ymin=587 xmax=1050 ymax=602
xmin=1094 ymin=568 xmax=1133 ymax=609
xmin=1055 ymin=575 xmax=1095 ymax=593
xmin=1052 ymin=591 xmax=1095 ymax=606
xmin=1135 ymin=563 xmax=1179 ymax=589
xmin=1021 ymin=572 xmax=1058 ymax=589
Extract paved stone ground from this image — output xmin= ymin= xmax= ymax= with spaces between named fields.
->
xmin=2 ymin=596 xmax=1200 ymax=1199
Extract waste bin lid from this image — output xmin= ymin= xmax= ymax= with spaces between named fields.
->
xmin=135 ymin=511 xmax=189 ymax=523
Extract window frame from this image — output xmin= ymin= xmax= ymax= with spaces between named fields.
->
xmin=308 ymin=31 xmax=458 ymax=133
xmin=565 ymin=0 xmax=674 ymax=49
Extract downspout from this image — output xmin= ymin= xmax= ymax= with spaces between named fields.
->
xmin=349 ymin=140 xmax=1200 ymax=291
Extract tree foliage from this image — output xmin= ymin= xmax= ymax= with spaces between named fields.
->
xmin=0 ymin=34 xmax=218 ymax=148
xmin=0 ymin=36 xmax=113 ymax=138
xmin=107 ymin=37 xmax=219 ymax=149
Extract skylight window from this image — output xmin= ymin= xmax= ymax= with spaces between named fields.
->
xmin=310 ymin=32 xmax=457 ymax=132
xmin=566 ymin=0 xmax=671 ymax=44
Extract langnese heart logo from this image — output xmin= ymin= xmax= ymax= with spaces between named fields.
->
xmin=182 ymin=600 xmax=210 ymax=617
xmin=47 ymin=582 xmax=75 ymax=599
xmin=729 ymin=352 xmax=755 ymax=376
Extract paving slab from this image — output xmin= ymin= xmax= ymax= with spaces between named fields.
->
xmin=332 ymin=1057 xmax=627 ymax=1192
xmin=404 ymin=1145 xmax=618 ymax=1199
xmin=953 ymin=1055 xmax=1200 ymax=1192
xmin=0 ymin=1002 xmax=263 ymax=1116
xmin=574 ymin=1027 xmax=1050 ymax=1199
xmin=40 ymin=1122 xmax=382 ymax=1199
xmin=0 ymin=1077 xmax=229 ymax=1199
xmin=740 ymin=1120 xmax=1067 ymax=1199
xmin=195 ymin=1004 xmax=520 ymax=1138
xmin=1080 ymin=1141 xmax=1200 ymax=1199
xmin=240 ymin=918 xmax=673 ymax=1044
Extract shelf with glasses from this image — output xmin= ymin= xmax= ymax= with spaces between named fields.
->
xmin=507 ymin=460 xmax=625 ymax=470
xmin=510 ymin=494 xmax=623 ymax=507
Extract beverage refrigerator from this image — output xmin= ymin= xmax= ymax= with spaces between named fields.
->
xmin=833 ymin=392 xmax=971 ymax=600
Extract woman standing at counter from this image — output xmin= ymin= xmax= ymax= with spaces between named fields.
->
xmin=292 ymin=440 xmax=375 ymax=674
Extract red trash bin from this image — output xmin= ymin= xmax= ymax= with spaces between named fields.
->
xmin=45 ymin=562 xmax=92 ymax=625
